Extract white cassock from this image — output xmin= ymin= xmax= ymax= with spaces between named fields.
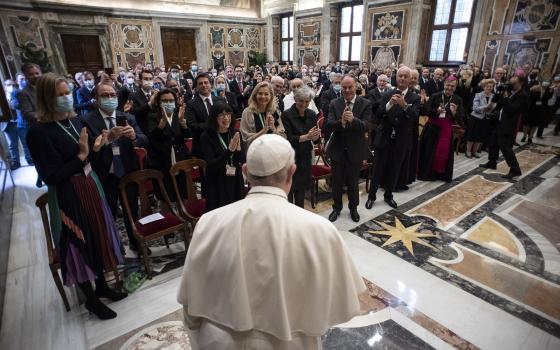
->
xmin=177 ymin=186 xmax=366 ymax=350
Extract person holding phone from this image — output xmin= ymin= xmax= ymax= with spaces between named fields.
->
xmin=147 ymin=88 xmax=191 ymax=202
xmin=281 ymin=86 xmax=320 ymax=208
xmin=200 ymin=101 xmax=245 ymax=211
xmin=82 ymin=82 xmax=148 ymax=254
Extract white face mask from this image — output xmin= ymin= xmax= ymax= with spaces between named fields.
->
xmin=126 ymin=78 xmax=134 ymax=85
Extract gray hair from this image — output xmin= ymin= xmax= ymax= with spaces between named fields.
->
xmin=271 ymin=75 xmax=284 ymax=84
xmin=330 ymin=72 xmax=342 ymax=82
xmin=293 ymin=85 xmax=314 ymax=101
xmin=377 ymin=74 xmax=389 ymax=84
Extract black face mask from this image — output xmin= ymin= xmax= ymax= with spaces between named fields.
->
xmin=530 ymin=73 xmax=537 ymax=79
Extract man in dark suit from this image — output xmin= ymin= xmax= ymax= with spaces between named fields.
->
xmin=366 ymin=66 xmax=421 ymax=209
xmin=186 ymin=73 xmax=226 ymax=158
xmin=419 ymin=67 xmax=431 ymax=90
xmin=128 ymin=69 xmax=155 ymax=134
xmin=320 ymin=73 xmax=343 ymax=116
xmin=424 ymin=68 xmax=444 ymax=97
xmin=366 ymin=74 xmax=390 ymax=112
xmin=271 ymin=75 xmax=285 ymax=114
xmin=184 ymin=60 xmax=199 ymax=82
xmin=480 ymin=75 xmax=528 ymax=179
xmin=229 ymin=65 xmax=251 ymax=109
xmin=75 ymin=71 xmax=97 ymax=116
xmin=325 ymin=75 xmax=372 ymax=223
xmin=82 ymin=82 xmax=148 ymax=252
xmin=117 ymin=71 xmax=137 ymax=111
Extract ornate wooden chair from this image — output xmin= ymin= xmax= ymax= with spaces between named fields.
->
xmin=170 ymin=159 xmax=207 ymax=231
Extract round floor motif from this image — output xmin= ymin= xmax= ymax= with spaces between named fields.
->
xmin=119 ymin=321 xmax=192 ymax=350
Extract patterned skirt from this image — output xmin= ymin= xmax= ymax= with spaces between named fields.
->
xmin=48 ymin=171 xmax=123 ymax=286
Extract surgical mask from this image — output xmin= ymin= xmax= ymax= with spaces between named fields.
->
xmin=84 ymin=79 xmax=94 ymax=88
xmin=170 ymin=72 xmax=179 ymax=79
xmin=143 ymin=80 xmax=153 ymax=89
xmin=542 ymin=81 xmax=551 ymax=87
xmin=302 ymin=69 xmax=307 ymax=74
xmin=55 ymin=94 xmax=74 ymax=112
xmin=191 ymin=65 xmax=198 ymax=72
xmin=333 ymin=84 xmax=342 ymax=93
xmin=212 ymin=72 xmax=217 ymax=77
xmin=99 ymin=97 xmax=118 ymax=112
xmin=126 ymin=78 xmax=134 ymax=85
xmin=312 ymin=76 xmax=318 ymax=82
xmin=153 ymin=82 xmax=162 ymax=90
xmin=68 ymin=82 xmax=75 ymax=91
xmin=19 ymin=80 xmax=26 ymax=89
xmin=119 ymin=71 xmax=125 ymax=77
xmin=216 ymin=83 xmax=226 ymax=91
xmin=325 ymin=70 xmax=331 ymax=75
xmin=162 ymin=102 xmax=175 ymax=114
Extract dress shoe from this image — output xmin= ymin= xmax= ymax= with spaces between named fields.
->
xmin=527 ymin=138 xmax=533 ymax=145
xmin=328 ymin=210 xmax=340 ymax=222
xmin=479 ymin=162 xmax=497 ymax=170
xmin=465 ymin=153 xmax=472 ymax=159
xmin=85 ymin=299 xmax=117 ymax=320
xmin=9 ymin=162 xmax=20 ymax=170
xmin=384 ymin=197 xmax=398 ymax=209
xmin=472 ymin=153 xmax=481 ymax=159
xmin=536 ymin=135 xmax=543 ymax=139
xmin=520 ymin=136 xmax=526 ymax=142
xmin=350 ymin=209 xmax=360 ymax=222
xmin=95 ymin=287 xmax=128 ymax=302
xmin=501 ymin=169 xmax=522 ymax=180
xmin=365 ymin=196 xmax=376 ymax=209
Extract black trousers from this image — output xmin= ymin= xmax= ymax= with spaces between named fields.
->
xmin=369 ymin=144 xmax=408 ymax=199
xmin=102 ymin=174 xmax=140 ymax=248
xmin=331 ymin=153 xmax=361 ymax=211
xmin=488 ymin=132 xmax=520 ymax=171
xmin=288 ymin=189 xmax=305 ymax=208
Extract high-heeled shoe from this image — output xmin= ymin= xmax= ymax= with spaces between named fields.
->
xmin=85 ymin=298 xmax=117 ymax=320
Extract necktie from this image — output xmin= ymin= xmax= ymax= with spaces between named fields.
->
xmin=205 ymin=97 xmax=212 ymax=115
xmin=106 ymin=117 xmax=125 ymax=178
xmin=238 ymin=81 xmax=243 ymax=92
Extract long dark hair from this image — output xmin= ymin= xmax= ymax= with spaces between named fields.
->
xmin=207 ymin=101 xmax=234 ymax=133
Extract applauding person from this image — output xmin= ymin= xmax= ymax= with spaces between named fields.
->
xmin=200 ymin=101 xmax=246 ymax=211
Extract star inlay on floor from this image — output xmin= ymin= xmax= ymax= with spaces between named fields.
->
xmin=369 ymin=217 xmax=440 ymax=256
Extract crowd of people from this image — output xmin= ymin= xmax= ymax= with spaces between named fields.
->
xmin=2 ymin=58 xmax=560 ymax=320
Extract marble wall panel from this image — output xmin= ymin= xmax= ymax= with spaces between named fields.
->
xmin=481 ymin=40 xmax=501 ymax=73
xmin=207 ymin=24 xmax=263 ymax=67
xmin=108 ymin=19 xmax=157 ymax=70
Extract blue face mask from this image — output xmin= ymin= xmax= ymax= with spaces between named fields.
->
xmin=191 ymin=65 xmax=198 ymax=72
xmin=84 ymin=79 xmax=94 ymax=89
xmin=68 ymin=82 xmax=75 ymax=91
xmin=162 ymin=102 xmax=176 ymax=114
xmin=154 ymin=82 xmax=162 ymax=90
xmin=56 ymin=94 xmax=74 ymax=112
xmin=216 ymin=83 xmax=226 ymax=92
xmin=333 ymin=84 xmax=342 ymax=93
xmin=99 ymin=97 xmax=118 ymax=112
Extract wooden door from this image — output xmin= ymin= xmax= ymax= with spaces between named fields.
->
xmin=161 ymin=28 xmax=196 ymax=70
xmin=61 ymin=34 xmax=104 ymax=75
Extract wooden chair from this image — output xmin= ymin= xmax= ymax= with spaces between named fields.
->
xmin=119 ymin=169 xmax=188 ymax=278
xmin=134 ymin=147 xmax=154 ymax=193
xmin=453 ymin=124 xmax=466 ymax=155
xmin=35 ymin=193 xmax=70 ymax=311
xmin=170 ymin=159 xmax=207 ymax=230
xmin=311 ymin=120 xmax=332 ymax=208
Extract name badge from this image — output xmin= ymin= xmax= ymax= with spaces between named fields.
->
xmin=84 ymin=162 xmax=92 ymax=177
xmin=225 ymin=164 xmax=236 ymax=177
xmin=112 ymin=145 xmax=120 ymax=156
xmin=439 ymin=112 xmax=446 ymax=118
xmin=535 ymin=101 xmax=543 ymax=106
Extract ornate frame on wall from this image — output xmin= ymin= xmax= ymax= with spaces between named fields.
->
xmin=371 ymin=10 xmax=405 ymax=42
xmin=370 ymin=44 xmax=401 ymax=69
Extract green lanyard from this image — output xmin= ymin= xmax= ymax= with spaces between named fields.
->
xmin=218 ymin=133 xmax=233 ymax=163
xmin=258 ymin=112 xmax=265 ymax=129
xmin=56 ymin=120 xmax=80 ymax=144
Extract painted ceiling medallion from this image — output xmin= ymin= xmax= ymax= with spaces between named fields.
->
xmin=369 ymin=218 xmax=439 ymax=256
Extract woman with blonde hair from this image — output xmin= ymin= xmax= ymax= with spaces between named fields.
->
xmin=467 ymin=78 xmax=497 ymax=157
xmin=26 ymin=73 xmax=127 ymax=320
xmin=240 ymin=81 xmax=286 ymax=145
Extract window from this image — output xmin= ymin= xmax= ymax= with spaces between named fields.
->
xmin=280 ymin=14 xmax=294 ymax=64
xmin=339 ymin=3 xmax=363 ymax=63
xmin=427 ymin=0 xmax=475 ymax=64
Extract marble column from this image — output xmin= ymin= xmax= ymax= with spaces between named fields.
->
xmin=467 ymin=0 xmax=488 ymax=65
xmin=320 ymin=5 xmax=331 ymax=64
xmin=405 ymin=0 xmax=426 ymax=66
xmin=266 ymin=15 xmax=274 ymax=63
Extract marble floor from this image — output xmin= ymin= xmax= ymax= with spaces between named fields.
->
xmin=1 ymin=129 xmax=560 ymax=349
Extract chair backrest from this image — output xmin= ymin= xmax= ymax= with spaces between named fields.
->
xmin=134 ymin=147 xmax=147 ymax=169
xmin=185 ymin=138 xmax=193 ymax=153
xmin=119 ymin=169 xmax=174 ymax=220
xmin=235 ymin=118 xmax=241 ymax=130
xmin=35 ymin=193 xmax=56 ymax=265
xmin=169 ymin=159 xmax=207 ymax=204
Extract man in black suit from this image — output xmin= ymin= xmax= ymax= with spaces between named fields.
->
xmin=82 ymin=82 xmax=148 ymax=252
xmin=325 ymin=75 xmax=372 ymax=223
xmin=75 ymin=71 xmax=97 ymax=116
xmin=419 ymin=67 xmax=431 ymax=90
xmin=366 ymin=74 xmax=390 ymax=112
xmin=271 ymin=75 xmax=285 ymax=113
xmin=229 ymin=65 xmax=251 ymax=109
xmin=184 ymin=60 xmax=199 ymax=82
xmin=129 ymin=69 xmax=156 ymax=134
xmin=480 ymin=75 xmax=528 ymax=179
xmin=320 ymin=73 xmax=343 ymax=116
xmin=366 ymin=66 xmax=421 ymax=209
xmin=117 ymin=71 xmax=137 ymax=111
xmin=186 ymin=73 xmax=226 ymax=158
xmin=424 ymin=68 xmax=444 ymax=97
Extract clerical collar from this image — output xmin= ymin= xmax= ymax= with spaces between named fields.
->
xmin=247 ymin=186 xmax=288 ymax=200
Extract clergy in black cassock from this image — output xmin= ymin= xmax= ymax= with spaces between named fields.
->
xmin=417 ymin=76 xmax=464 ymax=183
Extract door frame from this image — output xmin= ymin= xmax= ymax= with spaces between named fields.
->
xmin=48 ymin=24 xmax=112 ymax=75
xmin=152 ymin=18 xmax=208 ymax=71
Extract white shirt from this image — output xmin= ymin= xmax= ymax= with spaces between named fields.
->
xmin=99 ymin=108 xmax=117 ymax=173
xmin=200 ymin=94 xmax=213 ymax=114
xmin=344 ymin=94 xmax=357 ymax=112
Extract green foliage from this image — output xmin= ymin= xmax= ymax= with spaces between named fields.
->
xmin=248 ymin=50 xmax=267 ymax=67
xmin=17 ymin=43 xmax=51 ymax=73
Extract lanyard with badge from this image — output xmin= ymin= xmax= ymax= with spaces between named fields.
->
xmin=439 ymin=92 xmax=452 ymax=118
xmin=56 ymin=120 xmax=92 ymax=176
xmin=218 ymin=133 xmax=236 ymax=176
xmin=257 ymin=112 xmax=266 ymax=130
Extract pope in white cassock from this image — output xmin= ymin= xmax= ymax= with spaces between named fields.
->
xmin=177 ymin=134 xmax=366 ymax=349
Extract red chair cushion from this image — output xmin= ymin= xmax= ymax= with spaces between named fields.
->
xmin=312 ymin=165 xmax=331 ymax=177
xmin=134 ymin=212 xmax=183 ymax=237
xmin=183 ymin=198 xmax=206 ymax=218
xmin=191 ymin=168 xmax=201 ymax=181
